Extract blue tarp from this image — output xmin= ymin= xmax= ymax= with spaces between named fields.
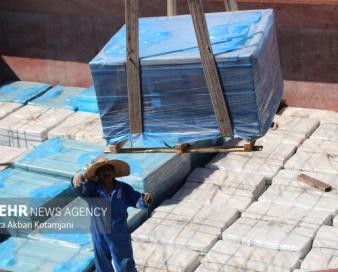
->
xmin=90 ymin=9 xmax=283 ymax=145
xmin=75 ymin=86 xmax=99 ymax=113
xmin=0 ymin=81 xmax=51 ymax=104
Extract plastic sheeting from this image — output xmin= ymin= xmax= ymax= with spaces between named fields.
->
xmin=0 ymin=102 xmax=22 ymax=120
xmin=0 ymin=105 xmax=74 ymax=147
xmin=222 ymin=202 xmax=331 ymax=257
xmin=28 ymin=85 xmax=85 ymax=110
xmin=75 ymin=86 xmax=99 ymax=113
xmin=0 ymin=237 xmax=94 ymax=271
xmin=28 ymin=85 xmax=99 ymax=113
xmin=0 ymin=81 xmax=51 ymax=104
xmin=90 ymin=9 xmax=283 ymax=145
xmin=14 ymin=137 xmax=191 ymax=202
xmin=196 ymin=240 xmax=300 ymax=272
xmin=48 ymin=112 xmax=105 ymax=145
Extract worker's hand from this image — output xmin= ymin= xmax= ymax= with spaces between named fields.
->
xmin=142 ymin=193 xmax=153 ymax=206
xmin=73 ymin=173 xmax=85 ymax=188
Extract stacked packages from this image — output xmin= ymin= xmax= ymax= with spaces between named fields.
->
xmin=90 ymin=9 xmax=283 ymax=145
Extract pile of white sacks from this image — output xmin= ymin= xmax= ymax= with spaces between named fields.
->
xmin=132 ymin=107 xmax=338 ymax=271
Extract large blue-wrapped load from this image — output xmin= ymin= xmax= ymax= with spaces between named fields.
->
xmin=90 ymin=9 xmax=283 ymax=145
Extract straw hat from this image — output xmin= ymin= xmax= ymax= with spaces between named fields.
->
xmin=83 ymin=157 xmax=130 ymax=180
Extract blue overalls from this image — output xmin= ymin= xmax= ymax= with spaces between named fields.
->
xmin=71 ymin=179 xmax=146 ymax=272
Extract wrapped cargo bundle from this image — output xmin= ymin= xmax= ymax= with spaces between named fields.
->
xmin=28 ymin=85 xmax=99 ymax=113
xmin=14 ymin=137 xmax=190 ymax=203
xmin=90 ymin=9 xmax=283 ymax=145
xmin=300 ymin=226 xmax=338 ymax=271
xmin=0 ymin=81 xmax=51 ymax=104
xmin=0 ymin=237 xmax=94 ymax=271
xmin=0 ymin=168 xmax=73 ymax=236
xmin=196 ymin=240 xmax=300 ymax=271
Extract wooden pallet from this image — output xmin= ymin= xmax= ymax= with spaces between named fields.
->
xmin=105 ymin=140 xmax=261 ymax=154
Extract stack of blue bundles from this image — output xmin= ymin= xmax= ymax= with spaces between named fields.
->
xmin=28 ymin=85 xmax=99 ymax=113
xmin=90 ymin=9 xmax=283 ymax=145
xmin=14 ymin=137 xmax=190 ymax=202
xmin=0 ymin=168 xmax=74 ymax=236
xmin=75 ymin=86 xmax=100 ymax=113
xmin=28 ymin=85 xmax=85 ymax=110
xmin=0 ymin=81 xmax=51 ymax=104
xmin=0 ymin=237 xmax=94 ymax=271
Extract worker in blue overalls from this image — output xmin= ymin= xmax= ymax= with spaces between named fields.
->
xmin=72 ymin=157 xmax=152 ymax=272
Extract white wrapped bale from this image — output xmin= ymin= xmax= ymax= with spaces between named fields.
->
xmin=312 ymin=225 xmax=338 ymax=249
xmin=300 ymin=248 xmax=338 ymax=271
xmin=0 ymin=145 xmax=28 ymax=171
xmin=152 ymin=200 xmax=239 ymax=230
xmin=0 ymin=105 xmax=73 ymax=147
xmin=242 ymin=202 xmax=331 ymax=227
xmin=311 ymin=122 xmax=338 ymax=142
xmin=272 ymin=115 xmax=320 ymax=138
xmin=48 ymin=111 xmax=105 ymax=144
xmin=132 ymin=205 xmax=239 ymax=253
xmin=284 ymin=150 xmax=338 ymax=175
xmin=207 ymin=153 xmax=283 ymax=180
xmin=334 ymin=215 xmax=338 ymax=227
xmin=133 ymin=242 xmax=200 ymax=272
xmin=171 ymin=182 xmax=254 ymax=211
xmin=196 ymin=240 xmax=300 ymax=272
xmin=259 ymin=170 xmax=338 ymax=214
xmin=186 ymin=167 xmax=266 ymax=199
xmin=0 ymin=102 xmax=22 ymax=119
xmin=132 ymin=217 xmax=219 ymax=253
xmin=222 ymin=202 xmax=331 ymax=257
xmin=257 ymin=131 xmax=304 ymax=147
xmin=300 ymin=138 xmax=338 ymax=155
xmin=281 ymin=107 xmax=338 ymax=124
xmin=229 ymin=139 xmax=297 ymax=164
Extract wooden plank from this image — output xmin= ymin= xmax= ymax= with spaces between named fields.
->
xmin=167 ymin=0 xmax=177 ymax=16
xmin=125 ymin=0 xmax=143 ymax=134
xmin=187 ymin=0 xmax=233 ymax=137
xmin=105 ymin=144 xmax=263 ymax=154
xmin=224 ymin=0 xmax=238 ymax=11
xmin=297 ymin=174 xmax=332 ymax=192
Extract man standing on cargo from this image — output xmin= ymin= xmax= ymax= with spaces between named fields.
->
xmin=71 ymin=157 xmax=152 ymax=272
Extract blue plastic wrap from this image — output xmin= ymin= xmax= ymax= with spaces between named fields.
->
xmin=28 ymin=85 xmax=85 ymax=110
xmin=75 ymin=86 xmax=99 ymax=113
xmin=0 ymin=81 xmax=51 ymax=104
xmin=14 ymin=137 xmax=191 ymax=202
xmin=0 ymin=167 xmax=74 ymax=236
xmin=0 ymin=237 xmax=94 ymax=271
xmin=90 ymin=9 xmax=283 ymax=144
